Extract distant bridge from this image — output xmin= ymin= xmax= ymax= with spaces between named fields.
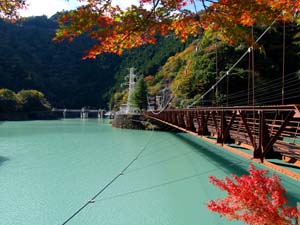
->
xmin=52 ymin=108 xmax=106 ymax=119
xmin=146 ymin=105 xmax=300 ymax=179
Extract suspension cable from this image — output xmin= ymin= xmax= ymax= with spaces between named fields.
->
xmin=282 ymin=21 xmax=286 ymax=105
xmin=248 ymin=49 xmax=251 ymax=105
xmin=187 ymin=18 xmax=278 ymax=108
xmin=188 ymin=49 xmax=250 ymax=108
xmin=251 ymin=25 xmax=256 ymax=146
xmin=148 ymin=83 xmax=179 ymax=115
xmin=222 ymin=72 xmax=300 ymax=106
xmin=61 ymin=120 xmax=154 ymax=225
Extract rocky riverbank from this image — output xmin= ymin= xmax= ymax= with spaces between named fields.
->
xmin=112 ymin=113 xmax=178 ymax=131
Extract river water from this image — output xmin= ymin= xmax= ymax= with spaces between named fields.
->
xmin=0 ymin=119 xmax=299 ymax=225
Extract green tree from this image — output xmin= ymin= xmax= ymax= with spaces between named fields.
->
xmin=0 ymin=88 xmax=19 ymax=112
xmin=17 ymin=90 xmax=51 ymax=112
xmin=131 ymin=78 xmax=148 ymax=110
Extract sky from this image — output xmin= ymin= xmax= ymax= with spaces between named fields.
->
xmin=20 ymin=0 xmax=199 ymax=18
xmin=20 ymin=0 xmax=140 ymax=18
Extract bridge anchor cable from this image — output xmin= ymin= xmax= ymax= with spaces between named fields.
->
xmin=61 ymin=120 xmax=154 ymax=225
xmin=187 ymin=18 xmax=278 ymax=108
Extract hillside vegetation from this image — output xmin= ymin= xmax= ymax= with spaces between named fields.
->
xmin=1 ymin=15 xmax=300 ymax=111
xmin=114 ymin=23 xmax=300 ymax=110
xmin=0 ymin=16 xmax=186 ymax=109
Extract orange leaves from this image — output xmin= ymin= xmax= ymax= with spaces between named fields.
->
xmin=0 ymin=0 xmax=27 ymax=20
xmin=240 ymin=11 xmax=255 ymax=26
xmin=53 ymin=0 xmax=300 ymax=59
xmin=200 ymin=0 xmax=290 ymax=47
xmin=170 ymin=16 xmax=201 ymax=41
xmin=207 ymin=164 xmax=300 ymax=225
xmin=81 ymin=29 xmax=158 ymax=58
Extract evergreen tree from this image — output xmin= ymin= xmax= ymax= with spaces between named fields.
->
xmin=131 ymin=78 xmax=148 ymax=110
xmin=0 ymin=89 xmax=19 ymax=112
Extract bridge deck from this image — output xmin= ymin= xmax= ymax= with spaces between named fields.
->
xmin=146 ymin=105 xmax=300 ymax=180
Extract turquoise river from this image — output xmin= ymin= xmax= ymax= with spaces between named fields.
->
xmin=0 ymin=119 xmax=299 ymax=225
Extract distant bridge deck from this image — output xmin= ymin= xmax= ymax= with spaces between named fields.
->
xmin=52 ymin=108 xmax=105 ymax=113
xmin=52 ymin=108 xmax=106 ymax=118
xmin=146 ymin=105 xmax=300 ymax=179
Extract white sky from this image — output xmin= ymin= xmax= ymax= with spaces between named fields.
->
xmin=20 ymin=0 xmax=139 ymax=18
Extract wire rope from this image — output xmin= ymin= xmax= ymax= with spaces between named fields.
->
xmin=227 ymin=76 xmax=300 ymax=101
xmin=209 ymin=70 xmax=300 ymax=106
xmin=225 ymin=76 xmax=300 ymax=105
xmin=188 ymin=18 xmax=278 ymax=108
xmin=61 ymin=119 xmax=155 ymax=225
xmin=148 ymin=84 xmax=179 ymax=115
xmin=96 ymin=161 xmax=244 ymax=203
xmin=225 ymin=71 xmax=299 ymax=98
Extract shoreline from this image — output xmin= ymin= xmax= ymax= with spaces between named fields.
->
xmin=0 ymin=111 xmax=60 ymax=121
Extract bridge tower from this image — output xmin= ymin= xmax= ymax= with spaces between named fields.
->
xmin=80 ymin=108 xmax=88 ymax=119
xmin=98 ymin=110 xmax=104 ymax=119
xmin=125 ymin=67 xmax=137 ymax=114
xmin=63 ymin=108 xmax=67 ymax=118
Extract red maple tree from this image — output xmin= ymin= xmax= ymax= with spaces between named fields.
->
xmin=53 ymin=0 xmax=300 ymax=59
xmin=3 ymin=1 xmax=300 ymax=58
xmin=207 ymin=164 xmax=300 ymax=225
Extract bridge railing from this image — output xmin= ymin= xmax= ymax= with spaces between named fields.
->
xmin=146 ymin=105 xmax=300 ymax=162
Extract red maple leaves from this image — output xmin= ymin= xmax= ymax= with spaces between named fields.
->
xmin=207 ymin=164 xmax=300 ymax=225
xmin=52 ymin=0 xmax=300 ymax=59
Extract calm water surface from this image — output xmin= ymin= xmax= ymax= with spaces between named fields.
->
xmin=0 ymin=119 xmax=298 ymax=225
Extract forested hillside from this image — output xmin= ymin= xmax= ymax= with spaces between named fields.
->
xmin=0 ymin=15 xmax=186 ymax=109
xmin=2 ymin=15 xmax=300 ymax=111
xmin=122 ymin=23 xmax=300 ymax=109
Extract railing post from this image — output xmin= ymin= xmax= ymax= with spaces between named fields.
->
xmin=262 ymin=110 xmax=295 ymax=160
xmin=240 ymin=111 xmax=256 ymax=150
xmin=177 ymin=111 xmax=184 ymax=127
xmin=195 ymin=110 xmax=202 ymax=135
xmin=172 ymin=111 xmax=177 ymax=125
xmin=188 ymin=110 xmax=196 ymax=132
xmin=254 ymin=110 xmax=264 ymax=159
xmin=219 ymin=110 xmax=225 ymax=144
xmin=223 ymin=111 xmax=236 ymax=143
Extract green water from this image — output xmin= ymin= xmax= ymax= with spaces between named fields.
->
xmin=0 ymin=119 xmax=299 ymax=225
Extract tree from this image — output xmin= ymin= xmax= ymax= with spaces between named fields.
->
xmin=0 ymin=0 xmax=26 ymax=20
xmin=54 ymin=0 xmax=300 ymax=59
xmin=0 ymin=88 xmax=19 ymax=112
xmin=17 ymin=89 xmax=51 ymax=112
xmin=207 ymin=164 xmax=300 ymax=225
xmin=131 ymin=77 xmax=148 ymax=110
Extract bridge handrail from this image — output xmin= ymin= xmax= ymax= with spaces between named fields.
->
xmin=150 ymin=105 xmax=300 ymax=117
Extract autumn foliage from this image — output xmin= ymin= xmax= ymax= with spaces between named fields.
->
xmin=53 ymin=0 xmax=300 ymax=59
xmin=54 ymin=0 xmax=201 ymax=58
xmin=0 ymin=0 xmax=26 ymax=20
xmin=2 ymin=0 xmax=300 ymax=58
xmin=207 ymin=164 xmax=300 ymax=225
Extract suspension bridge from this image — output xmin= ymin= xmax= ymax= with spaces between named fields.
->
xmin=145 ymin=105 xmax=300 ymax=177
xmin=59 ymin=18 xmax=300 ymax=225
xmin=145 ymin=20 xmax=300 ymax=179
